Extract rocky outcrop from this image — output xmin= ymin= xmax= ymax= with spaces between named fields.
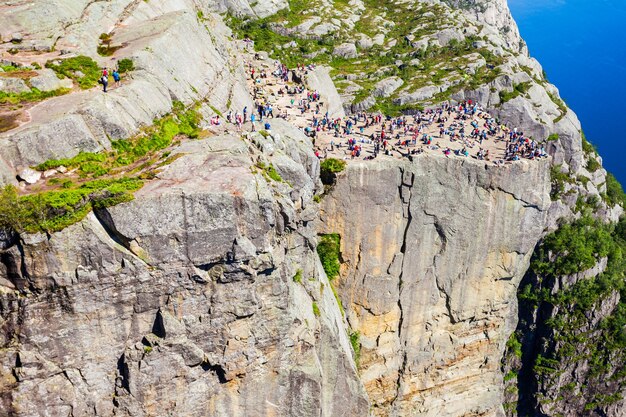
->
xmin=319 ymin=156 xmax=551 ymax=416
xmin=305 ymin=66 xmax=346 ymax=119
xmin=0 ymin=4 xmax=253 ymax=184
xmin=0 ymin=123 xmax=369 ymax=416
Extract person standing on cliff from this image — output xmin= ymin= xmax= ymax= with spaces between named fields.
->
xmin=100 ymin=74 xmax=108 ymax=93
xmin=112 ymin=69 xmax=120 ymax=88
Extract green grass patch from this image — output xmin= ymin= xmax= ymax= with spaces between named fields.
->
xmin=349 ymin=331 xmax=361 ymax=367
xmin=293 ymin=269 xmax=303 ymax=283
xmin=499 ymin=82 xmax=531 ymax=104
xmin=320 ymin=158 xmax=346 ymax=185
xmin=46 ymin=55 xmax=101 ymax=89
xmin=317 ymin=233 xmax=341 ymax=280
xmin=256 ymin=161 xmax=283 ymax=182
xmin=0 ymin=177 xmax=143 ymax=234
xmin=0 ymin=87 xmax=70 ymax=105
xmin=36 ymin=102 xmax=201 ymax=178
xmin=118 ymin=58 xmax=135 ymax=74
xmin=312 ymin=301 xmax=320 ymax=317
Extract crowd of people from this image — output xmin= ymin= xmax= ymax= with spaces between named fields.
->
xmin=225 ymin=46 xmax=549 ymax=165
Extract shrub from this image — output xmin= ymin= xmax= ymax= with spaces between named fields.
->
xmin=605 ymin=173 xmax=626 ymax=207
xmin=0 ymin=87 xmax=70 ymax=105
xmin=499 ymin=82 xmax=531 ymax=103
xmin=293 ymin=269 xmax=303 ymax=283
xmin=581 ymin=131 xmax=597 ymax=155
xmin=531 ymin=215 xmax=615 ymax=277
xmin=550 ymin=164 xmax=574 ymax=200
xmin=586 ymin=157 xmax=601 ymax=173
xmin=0 ymin=178 xmax=143 ymax=233
xmin=317 ymin=233 xmax=341 ymax=280
xmin=46 ymin=56 xmax=101 ymax=89
xmin=320 ymin=158 xmax=346 ymax=185
xmin=118 ymin=58 xmax=135 ymax=73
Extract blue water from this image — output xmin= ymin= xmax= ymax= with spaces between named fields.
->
xmin=508 ymin=0 xmax=626 ymax=184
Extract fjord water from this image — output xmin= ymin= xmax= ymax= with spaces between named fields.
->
xmin=508 ymin=0 xmax=626 ymax=184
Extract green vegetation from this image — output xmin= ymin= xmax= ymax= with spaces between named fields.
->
xmin=256 ymin=161 xmax=283 ymax=182
xmin=1 ymin=64 xmax=23 ymax=72
xmin=36 ymin=101 xmax=201 ymax=178
xmin=518 ymin=212 xmax=626 ymax=407
xmin=312 ymin=301 xmax=321 ymax=317
xmin=503 ymin=369 xmax=518 ymax=382
xmin=530 ymin=215 xmax=616 ymax=277
xmin=226 ymin=1 xmax=504 ymax=112
xmin=97 ymin=32 xmax=121 ymax=56
xmin=320 ymin=158 xmax=346 ymax=185
xmin=506 ymin=331 xmax=523 ymax=359
xmin=0 ymin=87 xmax=70 ymax=105
xmin=317 ymin=233 xmax=341 ymax=280
xmin=349 ymin=331 xmax=361 ymax=367
xmin=331 ymin=283 xmax=344 ymax=317
xmin=549 ymin=164 xmax=574 ymax=200
xmin=547 ymin=91 xmax=568 ymax=123
xmin=547 ymin=133 xmax=559 ymax=142
xmin=581 ymin=131 xmax=597 ymax=155
xmin=499 ymin=82 xmax=531 ymax=103
xmin=586 ymin=156 xmax=601 ymax=173
xmin=604 ymin=173 xmax=626 ymax=207
xmin=46 ymin=55 xmax=101 ymax=89
xmin=0 ymin=178 xmax=143 ymax=234
xmin=118 ymin=58 xmax=135 ymax=74
xmin=293 ymin=269 xmax=303 ymax=283
xmin=0 ymin=101 xmax=203 ymax=234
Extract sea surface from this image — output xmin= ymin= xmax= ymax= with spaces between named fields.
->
xmin=508 ymin=0 xmax=626 ymax=184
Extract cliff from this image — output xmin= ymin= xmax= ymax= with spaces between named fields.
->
xmin=319 ymin=156 xmax=550 ymax=416
xmin=0 ymin=120 xmax=369 ymax=416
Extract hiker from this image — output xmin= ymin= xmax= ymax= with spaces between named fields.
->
xmin=99 ymin=73 xmax=108 ymax=93
xmin=243 ymin=106 xmax=248 ymax=123
xmin=250 ymin=113 xmax=256 ymax=132
xmin=113 ymin=69 xmax=120 ymax=87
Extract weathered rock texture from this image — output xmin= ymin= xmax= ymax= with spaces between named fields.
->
xmin=0 ymin=123 xmax=369 ymax=416
xmin=0 ymin=1 xmax=255 ymax=184
xmin=319 ymin=156 xmax=551 ymax=416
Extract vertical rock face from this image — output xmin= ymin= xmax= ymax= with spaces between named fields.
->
xmin=320 ymin=156 xmax=551 ymax=416
xmin=0 ymin=125 xmax=369 ymax=416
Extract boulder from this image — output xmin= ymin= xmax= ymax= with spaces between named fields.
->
xmin=373 ymin=77 xmax=404 ymax=98
xmin=394 ymin=85 xmax=439 ymax=105
xmin=356 ymin=36 xmax=374 ymax=50
xmin=17 ymin=167 xmax=41 ymax=184
xmin=29 ymin=69 xmax=73 ymax=92
xmin=0 ymin=77 xmax=29 ymax=94
xmin=305 ymin=66 xmax=346 ymax=118
xmin=435 ymin=29 xmax=465 ymax=47
xmin=332 ymin=42 xmax=358 ymax=59
xmin=372 ymin=33 xmax=385 ymax=45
